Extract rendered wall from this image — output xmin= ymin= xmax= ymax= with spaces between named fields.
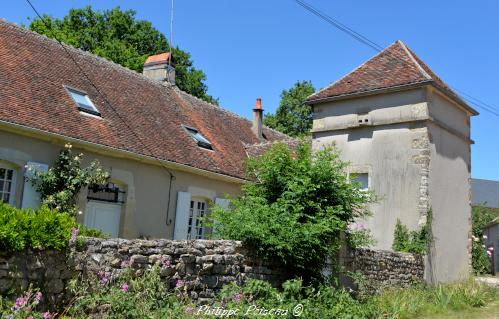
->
xmin=312 ymin=89 xmax=430 ymax=250
xmin=0 ymin=129 xmax=242 ymax=239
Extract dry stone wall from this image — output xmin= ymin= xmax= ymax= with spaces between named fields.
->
xmin=0 ymin=238 xmax=288 ymax=307
xmin=0 ymin=238 xmax=425 ymax=308
xmin=340 ymin=248 xmax=424 ymax=292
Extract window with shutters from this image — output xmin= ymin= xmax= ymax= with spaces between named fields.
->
xmin=187 ymin=198 xmax=207 ymax=239
xmin=0 ymin=166 xmax=15 ymax=205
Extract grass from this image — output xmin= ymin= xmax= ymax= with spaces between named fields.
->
xmin=373 ymin=279 xmax=499 ymax=319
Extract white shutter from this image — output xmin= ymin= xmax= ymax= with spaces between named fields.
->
xmin=215 ymin=198 xmax=230 ymax=210
xmin=21 ymin=161 xmax=48 ymax=209
xmin=173 ymin=191 xmax=191 ymax=240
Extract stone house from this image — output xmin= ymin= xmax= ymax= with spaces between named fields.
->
xmin=308 ymin=41 xmax=478 ymax=283
xmin=0 ymin=20 xmax=289 ymax=240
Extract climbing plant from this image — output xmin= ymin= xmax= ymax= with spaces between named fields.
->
xmin=29 ymin=143 xmax=110 ymax=215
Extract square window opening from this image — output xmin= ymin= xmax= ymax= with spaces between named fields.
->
xmin=183 ymin=125 xmax=213 ymax=150
xmin=352 ymin=172 xmax=369 ymax=191
xmin=65 ymin=86 xmax=101 ymax=116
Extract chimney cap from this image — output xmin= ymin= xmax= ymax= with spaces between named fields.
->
xmin=144 ymin=52 xmax=172 ymax=66
xmin=254 ymin=97 xmax=263 ymax=110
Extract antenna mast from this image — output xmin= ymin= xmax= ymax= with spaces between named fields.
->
xmin=169 ymin=0 xmax=174 ymax=66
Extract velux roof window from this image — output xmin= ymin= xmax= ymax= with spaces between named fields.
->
xmin=183 ymin=125 xmax=213 ymax=150
xmin=65 ymin=86 xmax=101 ymax=116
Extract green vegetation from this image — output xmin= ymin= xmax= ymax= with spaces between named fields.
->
xmin=29 ymin=143 xmax=109 ymax=215
xmin=264 ymin=81 xmax=316 ymax=137
xmin=0 ymin=202 xmax=76 ymax=251
xmin=28 ymin=6 xmax=218 ymax=104
xmin=392 ymin=211 xmax=432 ymax=254
xmin=2 ymin=266 xmax=497 ymax=319
xmin=471 ymin=205 xmax=499 ymax=274
xmin=210 ymin=141 xmax=373 ymax=280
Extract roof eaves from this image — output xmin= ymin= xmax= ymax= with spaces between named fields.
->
xmin=306 ymin=80 xmax=433 ymax=105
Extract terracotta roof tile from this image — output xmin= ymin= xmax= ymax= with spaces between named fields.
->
xmin=0 ymin=20 xmax=289 ymax=180
xmin=307 ymin=40 xmax=477 ymax=115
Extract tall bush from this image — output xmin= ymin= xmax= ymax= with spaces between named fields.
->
xmin=210 ymin=142 xmax=373 ymax=281
xmin=472 ymin=205 xmax=499 ymax=274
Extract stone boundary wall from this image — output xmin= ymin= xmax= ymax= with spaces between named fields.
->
xmin=0 ymin=238 xmax=424 ymax=308
xmin=340 ymin=248 xmax=424 ymax=292
xmin=0 ymin=238 xmax=289 ymax=307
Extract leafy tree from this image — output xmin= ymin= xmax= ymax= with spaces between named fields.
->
xmin=210 ymin=141 xmax=373 ymax=281
xmin=29 ymin=143 xmax=110 ymax=215
xmin=28 ymin=6 xmax=218 ymax=104
xmin=264 ymin=81 xmax=316 ymax=137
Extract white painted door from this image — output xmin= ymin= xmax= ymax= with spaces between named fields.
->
xmin=84 ymin=200 xmax=121 ymax=237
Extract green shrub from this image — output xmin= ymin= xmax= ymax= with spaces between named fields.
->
xmin=471 ymin=205 xmax=499 ymax=274
xmin=0 ymin=202 xmax=100 ymax=251
xmin=210 ymin=141 xmax=373 ymax=281
xmin=77 ymin=223 xmax=108 ymax=238
xmin=392 ymin=212 xmax=432 ymax=255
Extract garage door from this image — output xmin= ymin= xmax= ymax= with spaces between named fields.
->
xmin=84 ymin=200 xmax=121 ymax=238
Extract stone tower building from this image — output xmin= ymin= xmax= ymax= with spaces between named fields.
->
xmin=308 ymin=41 xmax=478 ymax=282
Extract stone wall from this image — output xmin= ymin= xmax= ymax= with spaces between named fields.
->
xmin=0 ymin=238 xmax=288 ymax=307
xmin=340 ymin=248 xmax=424 ymax=292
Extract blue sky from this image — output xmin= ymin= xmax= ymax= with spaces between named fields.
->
xmin=3 ymin=0 xmax=499 ymax=180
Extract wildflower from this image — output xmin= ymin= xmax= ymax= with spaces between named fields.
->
xmin=234 ymin=293 xmax=242 ymax=304
xmin=220 ymin=298 xmax=225 ymax=308
xmin=185 ymin=306 xmax=194 ymax=315
xmin=43 ymin=312 xmax=52 ymax=319
xmin=176 ymin=279 xmax=185 ymax=288
xmin=121 ymin=283 xmax=129 ymax=292
xmin=27 ymin=317 xmax=34 ymax=319
xmin=97 ymin=271 xmax=110 ymax=285
xmin=12 ymin=296 xmax=27 ymax=311
xmin=483 ymin=235 xmax=488 ymax=240
xmin=159 ymin=255 xmax=171 ymax=269
xmin=121 ymin=259 xmax=130 ymax=268
xmin=33 ymin=291 xmax=42 ymax=305
xmin=487 ymin=250 xmax=492 ymax=257
xmin=489 ymin=246 xmax=494 ymax=251
xmin=71 ymin=227 xmax=79 ymax=240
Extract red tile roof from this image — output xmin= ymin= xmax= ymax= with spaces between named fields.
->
xmin=145 ymin=52 xmax=171 ymax=65
xmin=0 ymin=20 xmax=288 ymax=180
xmin=307 ymin=40 xmax=477 ymax=115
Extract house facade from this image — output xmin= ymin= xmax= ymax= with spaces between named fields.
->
xmin=0 ymin=20 xmax=288 ymax=240
xmin=308 ymin=41 xmax=478 ymax=283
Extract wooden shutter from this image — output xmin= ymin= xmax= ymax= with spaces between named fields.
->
xmin=21 ymin=161 xmax=48 ymax=209
xmin=173 ymin=191 xmax=191 ymax=240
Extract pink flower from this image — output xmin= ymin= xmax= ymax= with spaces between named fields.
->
xmin=121 ymin=283 xmax=129 ymax=292
xmin=43 ymin=312 xmax=52 ymax=319
xmin=34 ymin=291 xmax=42 ymax=304
xmin=12 ymin=296 xmax=27 ymax=311
xmin=27 ymin=316 xmax=34 ymax=319
xmin=71 ymin=227 xmax=79 ymax=240
xmin=489 ymin=247 xmax=494 ymax=251
xmin=159 ymin=255 xmax=171 ymax=269
xmin=176 ymin=279 xmax=185 ymax=288
xmin=487 ymin=250 xmax=492 ymax=257
xmin=121 ymin=259 xmax=130 ymax=268
xmin=185 ymin=306 xmax=194 ymax=314
xmin=234 ymin=293 xmax=242 ymax=304
xmin=220 ymin=298 xmax=225 ymax=308
xmin=97 ymin=271 xmax=111 ymax=285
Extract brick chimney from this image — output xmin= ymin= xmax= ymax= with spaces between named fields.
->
xmin=252 ymin=98 xmax=264 ymax=141
xmin=143 ymin=52 xmax=175 ymax=85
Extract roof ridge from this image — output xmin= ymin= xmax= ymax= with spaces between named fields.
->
xmin=0 ymin=19 xmax=291 ymax=138
xmin=397 ymin=40 xmax=432 ymax=81
xmin=0 ymin=19 xmax=174 ymax=93
xmin=309 ymin=41 xmax=400 ymax=100
xmin=174 ymin=88 xmax=289 ymax=139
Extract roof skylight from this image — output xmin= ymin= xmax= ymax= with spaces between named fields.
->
xmin=65 ymin=86 xmax=100 ymax=116
xmin=184 ymin=126 xmax=213 ymax=150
